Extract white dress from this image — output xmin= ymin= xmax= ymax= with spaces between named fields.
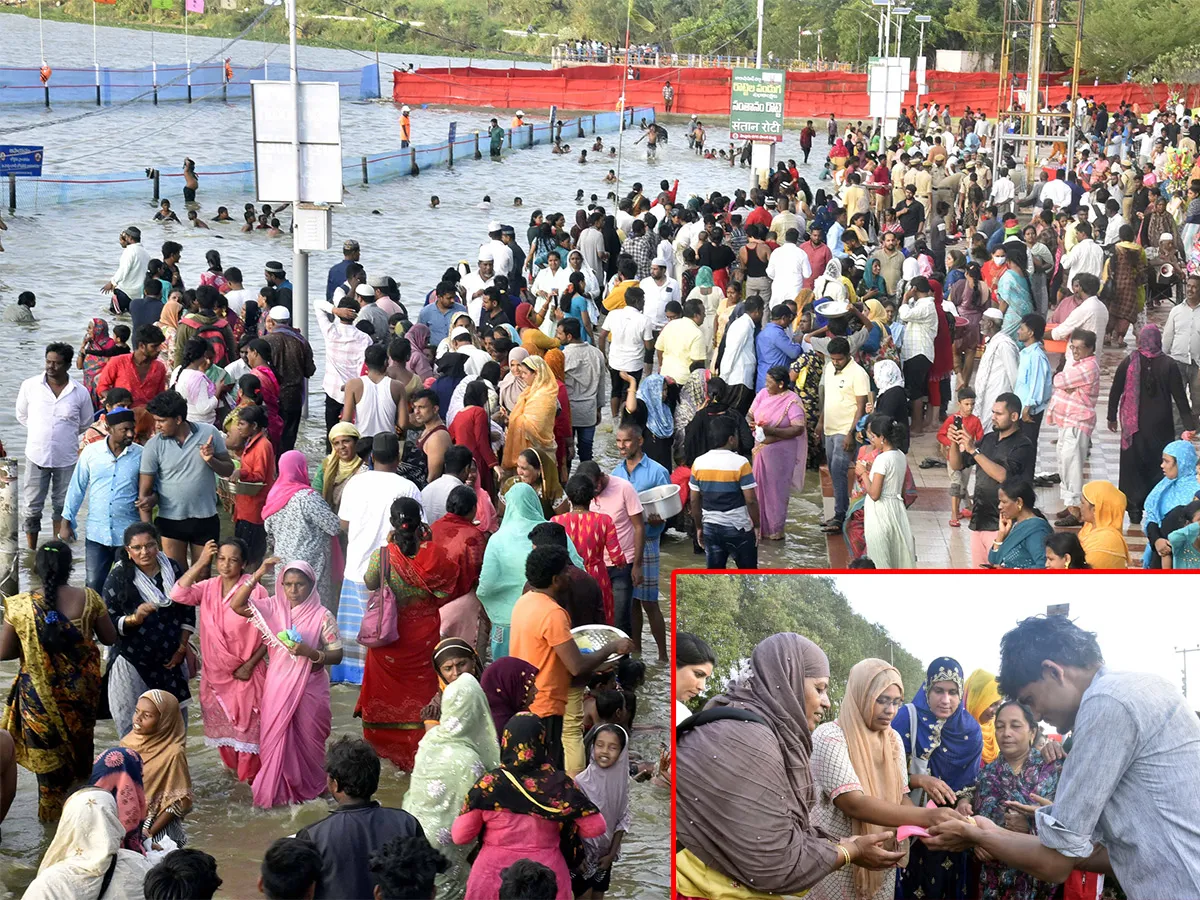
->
xmin=810 ymin=721 xmax=909 ymax=900
xmin=863 ymin=449 xmax=916 ymax=569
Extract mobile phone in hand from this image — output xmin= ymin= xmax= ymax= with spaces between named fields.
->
xmin=953 ymin=415 xmax=963 ymax=429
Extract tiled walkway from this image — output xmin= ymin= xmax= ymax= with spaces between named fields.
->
xmin=822 ymin=305 xmax=1183 ymax=569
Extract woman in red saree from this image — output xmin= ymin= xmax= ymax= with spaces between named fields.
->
xmin=357 ymin=496 xmax=459 ymax=772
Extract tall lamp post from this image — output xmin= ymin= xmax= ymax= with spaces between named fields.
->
xmin=914 ymin=14 xmax=931 ymax=102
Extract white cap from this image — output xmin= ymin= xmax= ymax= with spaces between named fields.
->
xmin=355 ymin=283 xmax=374 ymax=297
xmin=983 ymin=308 xmax=1003 ymax=321
xmin=401 ymin=105 xmax=411 ymax=113
xmin=487 ymin=220 xmax=502 ymax=233
xmin=516 ymin=109 xmax=525 ymax=116
xmin=478 ymin=246 xmax=495 ymax=262
xmin=267 ymin=305 xmax=290 ymax=321
xmin=451 ymin=327 xmax=472 ymax=341
xmin=1161 ymin=233 xmax=1175 ymax=242
xmin=652 ymin=255 xmax=670 ymax=268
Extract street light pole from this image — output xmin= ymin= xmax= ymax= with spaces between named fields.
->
xmin=286 ymin=0 xmax=308 ymax=341
xmin=755 ymin=0 xmax=764 ymax=68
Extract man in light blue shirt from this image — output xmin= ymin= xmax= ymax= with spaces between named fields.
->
xmin=60 ymin=408 xmax=145 ymax=592
xmin=1014 ymin=313 xmax=1054 ymax=467
xmin=418 ymin=281 xmax=469 ymax=346
xmin=610 ymin=422 xmax=669 ymax=663
xmin=755 ymin=305 xmax=806 ymax=391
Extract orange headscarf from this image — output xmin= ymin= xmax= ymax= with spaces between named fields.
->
xmin=501 ymin=355 xmax=559 ymax=468
xmin=544 ymin=348 xmax=566 ymax=383
xmin=837 ymin=659 xmax=909 ymax=899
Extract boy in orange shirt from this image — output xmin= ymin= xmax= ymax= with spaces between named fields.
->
xmin=509 ymin=545 xmax=634 ymax=768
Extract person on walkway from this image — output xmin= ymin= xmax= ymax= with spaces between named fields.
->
xmin=229 ymin=558 xmax=342 ymax=808
xmin=1164 ymin=274 xmax=1200 ymax=410
xmin=358 ymin=497 xmax=459 ymax=772
xmin=21 ymin=789 xmax=153 ymax=900
xmin=676 ymin=633 xmax=905 ymax=898
xmin=262 ymin=306 xmax=316 ymax=453
xmin=928 ymin=615 xmax=1200 ymax=898
xmin=102 ymin=522 xmax=193 ymax=739
xmin=750 ymin=366 xmax=807 ymax=541
xmin=987 ymin=479 xmax=1054 ymax=569
xmin=949 ymin=393 xmax=1037 ymax=568
xmin=298 ymin=736 xmax=426 ymax=900
xmin=816 ymin=337 xmax=870 ymax=532
xmin=1107 ymin=324 xmax=1195 ymax=523
xmin=0 ymin=542 xmax=117 ymax=821
xmin=1013 ymin=314 xmax=1054 ymax=467
xmin=60 ymin=407 xmax=143 ymax=593
xmin=453 ymin=712 xmax=606 ymax=900
xmin=893 ymin=657 xmax=983 ymax=899
xmin=1105 ymin=226 xmax=1148 ymax=347
xmin=859 ymin=415 xmax=917 ymax=568
xmin=405 ymin=674 xmax=499 ymax=899
xmin=119 ymin=689 xmax=193 ymax=847
xmin=975 ymin=310 xmax=1020 ymax=436
xmin=170 ymin=537 xmax=268 ymax=783
xmin=17 ymin=343 xmax=95 ymax=549
xmin=689 ymin=416 xmax=761 ymax=569
xmin=1077 ymin=480 xmax=1130 ymax=569
xmin=1047 ymin=329 xmax=1101 ymax=528
xmin=333 ymin=432 xmax=422 ymax=684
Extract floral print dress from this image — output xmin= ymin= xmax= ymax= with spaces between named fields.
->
xmin=551 ymin=510 xmax=625 ymax=625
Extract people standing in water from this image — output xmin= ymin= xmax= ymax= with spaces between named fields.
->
xmin=1 ymin=541 xmax=117 ymax=821
xmin=119 ymin=689 xmax=193 ymax=848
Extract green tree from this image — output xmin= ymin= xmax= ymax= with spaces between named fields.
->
xmin=1054 ymin=0 xmax=1195 ymax=79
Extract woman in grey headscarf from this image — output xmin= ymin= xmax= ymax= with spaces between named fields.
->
xmin=676 ymin=633 xmax=905 ymax=898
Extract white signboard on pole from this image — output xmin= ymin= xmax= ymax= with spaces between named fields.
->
xmin=251 ymin=80 xmax=343 ymax=204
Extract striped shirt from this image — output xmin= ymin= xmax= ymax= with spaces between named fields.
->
xmin=1046 ymin=355 xmax=1101 ymax=434
xmin=689 ymin=448 xmax=757 ymax=531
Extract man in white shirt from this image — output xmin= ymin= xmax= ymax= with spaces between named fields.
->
xmin=1058 ymin=221 xmax=1104 ymax=288
xmin=451 ymin=328 xmax=493 ymax=377
xmin=486 ymin=221 xmax=513 ymax=278
xmin=975 ymin=309 xmax=1020 ymax=434
xmin=15 ymin=343 xmax=94 ymax=548
xmin=558 ymin=317 xmax=607 ymax=461
xmin=597 ymin=286 xmax=655 ymax=418
xmin=421 ymin=445 xmax=475 ymax=525
xmin=1101 ymin=199 xmax=1125 ymax=247
xmin=639 ymin=256 xmax=679 ymax=336
xmin=1051 ymin=274 xmax=1109 ymax=365
xmin=316 ymin=294 xmax=373 ymax=437
xmin=715 ymin=295 xmax=765 ymax=415
xmin=1164 ymin=274 xmax=1200 ymax=408
xmin=334 ymin=432 xmax=423 ymax=684
xmin=897 ymin=277 xmax=940 ymax=432
xmin=1041 ymin=172 xmax=1073 ymax=211
xmin=990 ymin=167 xmax=1016 ymax=215
xmin=765 ymin=228 xmax=812 ymax=306
xmin=461 ymin=248 xmax=497 ymax=322
xmin=101 ymin=226 xmax=151 ymax=308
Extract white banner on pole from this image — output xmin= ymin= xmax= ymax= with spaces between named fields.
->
xmin=251 ymin=80 xmax=342 ymax=204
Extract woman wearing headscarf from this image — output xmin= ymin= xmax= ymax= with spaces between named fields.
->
xmin=170 ymin=537 xmax=268 ymax=783
xmin=678 ymin=634 xmax=905 ymax=899
xmin=543 ymin=349 xmax=574 ymax=484
xmin=814 ymin=259 xmax=853 ymax=303
xmin=1107 ymin=325 xmax=1195 ymax=523
xmin=156 ymin=300 xmax=184 ymax=366
xmin=964 ymin=669 xmax=1001 ymax=766
xmin=311 ymin=422 xmax=364 ymax=517
xmin=22 ymin=789 xmax=153 ymax=900
xmin=1 ymin=542 xmax=117 ymax=822
xmin=573 ymin=724 xmax=633 ymax=897
xmin=229 ymin=557 xmax=343 ymax=807
xmin=118 ymin=689 xmax=192 ymax=847
xmin=891 ymin=657 xmax=983 ymax=900
xmin=499 ymin=346 xmax=531 ymax=412
xmin=263 ymin=451 xmax=343 ymax=604
xmin=478 ymin=482 xmax=545 ymax=660
xmin=1143 ymin=440 xmax=1200 ymax=569
xmin=570 ymin=209 xmax=589 ymax=245
xmin=420 ymin=637 xmax=484 ymax=729
xmin=405 ymin=323 xmax=437 ymax=383
xmin=433 ymin=353 xmax=469 ymax=420
xmin=871 ymin=360 xmax=909 ymax=429
xmin=996 ymin=244 xmax=1034 ymax=340
xmin=602 ymin=215 xmax=622 ymax=280
xmin=1077 ymin=480 xmax=1130 ymax=569
xmin=627 ymin=373 xmax=676 ymax=473
xmin=812 ymin=659 xmax=955 ymax=900
xmin=749 ymin=366 xmax=807 ymax=541
xmin=501 ymin=447 xmax=565 ymax=520
xmin=1104 ymin=227 xmax=1148 ymax=346
xmin=406 ymin=673 xmax=501 ymax=900
xmin=518 ymin=302 xmax=561 ymax=358
xmin=481 ymin=656 xmax=539 ymax=738
xmin=688 ymin=266 xmax=725 ymax=357
xmin=674 ymin=369 xmax=710 ymax=460
xmin=453 ymin=712 xmax=605 ymax=900
xmin=502 ymin=355 xmax=560 ymax=480
xmin=855 ymin=299 xmax=900 ymax=376
xmin=860 ymin=259 xmax=889 ymax=302
xmin=77 ymin=318 xmax=128 ymax=408
xmin=88 ymin=747 xmax=147 ymax=854
xmin=450 ymin=381 xmax=501 ymax=498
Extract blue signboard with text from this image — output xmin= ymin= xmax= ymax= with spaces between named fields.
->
xmin=0 ymin=145 xmax=44 ymax=177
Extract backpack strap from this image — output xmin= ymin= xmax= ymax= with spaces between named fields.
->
xmin=676 ymin=706 xmax=769 ymax=742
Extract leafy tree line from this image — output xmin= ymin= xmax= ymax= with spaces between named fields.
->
xmin=676 ymin=574 xmax=926 ymax=717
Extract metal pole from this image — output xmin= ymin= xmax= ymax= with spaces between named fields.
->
xmin=755 ymin=0 xmax=764 ymax=68
xmin=615 ymin=0 xmax=633 ymax=199
xmin=877 ymin=10 xmax=883 ymax=57
xmin=1026 ymin=0 xmax=1044 ymax=184
xmin=7 ymin=175 xmax=15 ymax=211
xmin=797 ymin=26 xmax=802 ymax=64
xmin=93 ymin=0 xmax=101 ymax=106
xmin=185 ymin=5 xmax=193 ymax=103
xmin=0 ymin=458 xmax=18 ymax=597
xmin=287 ymin=0 xmax=308 ymax=344
xmin=151 ymin=19 xmax=158 ymax=106
xmin=1065 ymin=0 xmax=1085 ymax=170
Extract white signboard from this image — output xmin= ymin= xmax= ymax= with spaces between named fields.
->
xmin=251 ymin=81 xmax=343 ymax=204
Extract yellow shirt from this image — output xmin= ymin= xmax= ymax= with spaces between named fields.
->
xmin=820 ymin=359 xmax=870 ymax=436
xmin=655 ymin=317 xmax=707 ymax=383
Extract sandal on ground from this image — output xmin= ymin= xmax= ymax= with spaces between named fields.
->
xmin=949 ymin=518 xmax=961 ymax=527
xmin=1056 ymin=513 xmax=1084 ymax=527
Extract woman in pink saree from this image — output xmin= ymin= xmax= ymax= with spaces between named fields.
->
xmin=749 ymin=366 xmax=808 ymax=540
xmin=170 ymin=537 xmax=269 ymax=783
xmin=228 ymin=557 xmax=342 ymax=808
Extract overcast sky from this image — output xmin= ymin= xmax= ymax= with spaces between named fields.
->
xmin=829 ymin=574 xmax=1200 ymax=710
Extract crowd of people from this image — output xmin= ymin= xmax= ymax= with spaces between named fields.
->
xmin=676 ymin=615 xmax=1200 ymax=900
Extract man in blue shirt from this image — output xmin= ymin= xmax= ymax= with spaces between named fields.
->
xmin=1014 ymin=313 xmax=1054 ymax=467
xmin=610 ymin=422 xmax=668 ymax=663
xmin=417 ymin=281 xmax=468 ymax=347
xmin=264 ymin=260 xmax=293 ymax=293
xmin=60 ymin=407 xmax=145 ymax=592
xmin=325 ymin=239 xmax=360 ymax=302
xmin=755 ymin=304 xmax=806 ymax=391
